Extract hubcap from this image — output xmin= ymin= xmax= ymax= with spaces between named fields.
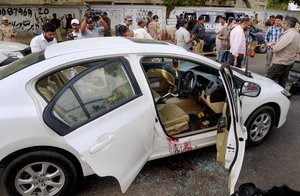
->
xmin=15 ymin=162 xmax=65 ymax=195
xmin=249 ymin=113 xmax=272 ymax=142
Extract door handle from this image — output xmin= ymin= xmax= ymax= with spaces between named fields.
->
xmin=89 ymin=135 xmax=114 ymax=154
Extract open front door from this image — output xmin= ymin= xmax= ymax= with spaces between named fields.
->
xmin=217 ymin=65 xmax=247 ymax=194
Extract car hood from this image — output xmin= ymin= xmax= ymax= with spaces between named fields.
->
xmin=234 ymin=68 xmax=284 ymax=90
xmin=0 ymin=41 xmax=28 ymax=53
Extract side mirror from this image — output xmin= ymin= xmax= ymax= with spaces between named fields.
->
xmin=240 ymin=82 xmax=261 ymax=97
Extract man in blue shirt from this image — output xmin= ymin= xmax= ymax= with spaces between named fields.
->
xmin=265 ymin=15 xmax=284 ymax=76
xmin=80 ymin=12 xmax=108 ymax=38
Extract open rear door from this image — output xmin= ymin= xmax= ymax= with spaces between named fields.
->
xmin=217 ymin=64 xmax=247 ymax=194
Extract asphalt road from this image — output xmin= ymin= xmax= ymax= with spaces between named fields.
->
xmin=73 ymin=53 xmax=300 ymax=195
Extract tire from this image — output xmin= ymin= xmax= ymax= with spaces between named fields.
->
xmin=210 ymin=43 xmax=216 ymax=56
xmin=256 ymin=45 xmax=267 ymax=53
xmin=2 ymin=150 xmax=79 ymax=196
xmin=245 ymin=106 xmax=275 ymax=147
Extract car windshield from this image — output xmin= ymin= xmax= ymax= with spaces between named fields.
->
xmin=0 ymin=51 xmax=45 ymax=80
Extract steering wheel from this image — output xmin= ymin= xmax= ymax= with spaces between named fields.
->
xmin=178 ymin=71 xmax=196 ymax=97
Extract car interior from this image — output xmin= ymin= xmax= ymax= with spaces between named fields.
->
xmin=141 ymin=57 xmax=227 ymax=138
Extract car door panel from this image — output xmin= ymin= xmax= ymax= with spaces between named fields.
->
xmin=42 ymin=57 xmax=156 ymax=193
xmin=218 ymin=65 xmax=247 ymax=194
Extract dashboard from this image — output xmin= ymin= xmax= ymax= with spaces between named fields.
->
xmin=192 ymin=69 xmax=226 ymax=113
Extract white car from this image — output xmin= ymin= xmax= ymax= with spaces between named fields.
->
xmin=0 ymin=37 xmax=289 ymax=196
xmin=0 ymin=41 xmax=30 ymax=66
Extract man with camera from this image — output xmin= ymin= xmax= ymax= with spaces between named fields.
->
xmin=80 ymin=10 xmax=108 ymax=38
xmin=67 ymin=19 xmax=82 ymax=40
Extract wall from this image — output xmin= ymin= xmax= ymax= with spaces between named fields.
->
xmin=0 ymin=5 xmax=166 ymax=38
xmin=0 ymin=6 xmax=82 ymax=33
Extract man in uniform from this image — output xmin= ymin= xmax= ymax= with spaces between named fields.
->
xmin=191 ymin=16 xmax=205 ymax=54
xmin=0 ymin=17 xmax=17 ymax=42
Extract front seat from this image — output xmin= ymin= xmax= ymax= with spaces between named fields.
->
xmin=157 ymin=103 xmax=190 ymax=135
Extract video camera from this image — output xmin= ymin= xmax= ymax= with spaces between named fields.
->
xmin=85 ymin=4 xmax=106 ymax=22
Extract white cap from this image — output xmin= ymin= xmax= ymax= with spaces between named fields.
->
xmin=71 ymin=19 xmax=79 ymax=25
xmin=2 ymin=16 xmax=8 ymax=21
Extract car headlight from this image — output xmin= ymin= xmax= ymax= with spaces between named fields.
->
xmin=2 ymin=51 xmax=24 ymax=59
xmin=240 ymin=81 xmax=261 ymax=97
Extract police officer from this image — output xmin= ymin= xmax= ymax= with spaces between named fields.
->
xmin=192 ymin=16 xmax=205 ymax=54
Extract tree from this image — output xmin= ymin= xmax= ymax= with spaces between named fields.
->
xmin=268 ymin=0 xmax=300 ymax=10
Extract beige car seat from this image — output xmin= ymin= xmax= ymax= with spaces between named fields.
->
xmin=157 ymin=103 xmax=190 ymax=135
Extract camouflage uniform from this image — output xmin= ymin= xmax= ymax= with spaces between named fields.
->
xmin=0 ymin=24 xmax=17 ymax=42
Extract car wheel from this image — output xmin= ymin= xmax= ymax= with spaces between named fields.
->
xmin=245 ymin=106 xmax=275 ymax=147
xmin=210 ymin=43 xmax=216 ymax=55
xmin=256 ymin=45 xmax=267 ymax=53
xmin=2 ymin=150 xmax=79 ymax=196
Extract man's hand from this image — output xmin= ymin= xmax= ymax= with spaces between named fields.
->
xmin=233 ymin=57 xmax=238 ymax=67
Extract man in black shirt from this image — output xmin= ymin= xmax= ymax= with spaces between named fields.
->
xmin=192 ymin=16 xmax=205 ymax=54
xmin=50 ymin=13 xmax=62 ymax=41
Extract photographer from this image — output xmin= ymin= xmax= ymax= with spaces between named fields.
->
xmin=80 ymin=10 xmax=108 ymax=38
xmin=67 ymin=19 xmax=82 ymax=40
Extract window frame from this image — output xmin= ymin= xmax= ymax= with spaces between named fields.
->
xmin=43 ymin=57 xmax=142 ymax=136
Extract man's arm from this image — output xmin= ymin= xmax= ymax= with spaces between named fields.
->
xmin=98 ymin=16 xmax=108 ymax=32
xmin=272 ymin=33 xmax=291 ymax=52
xmin=80 ymin=19 xmax=87 ymax=34
xmin=30 ymin=37 xmax=40 ymax=53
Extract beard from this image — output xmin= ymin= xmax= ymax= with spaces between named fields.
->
xmin=45 ymin=36 xmax=54 ymax=42
xmin=43 ymin=33 xmax=54 ymax=42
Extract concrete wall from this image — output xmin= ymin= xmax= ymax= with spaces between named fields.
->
xmin=0 ymin=5 xmax=167 ymax=38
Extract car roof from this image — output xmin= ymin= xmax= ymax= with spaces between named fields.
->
xmin=0 ymin=41 xmax=28 ymax=53
xmin=44 ymin=37 xmax=188 ymax=59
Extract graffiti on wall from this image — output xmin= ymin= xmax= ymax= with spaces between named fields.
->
xmin=0 ymin=7 xmax=81 ymax=33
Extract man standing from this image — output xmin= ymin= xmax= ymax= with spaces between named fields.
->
xmin=217 ymin=17 xmax=236 ymax=63
xmin=80 ymin=14 xmax=108 ymax=38
xmin=0 ymin=17 xmax=17 ymax=42
xmin=64 ymin=14 xmax=73 ymax=34
xmin=264 ymin=15 xmax=284 ymax=76
xmin=191 ymin=16 xmax=205 ymax=54
xmin=134 ymin=19 xmax=153 ymax=39
xmin=123 ymin=15 xmax=133 ymax=29
xmin=67 ymin=19 xmax=82 ymax=40
xmin=146 ymin=11 xmax=153 ymax=26
xmin=50 ymin=13 xmax=62 ymax=42
xmin=30 ymin=23 xmax=57 ymax=53
xmin=148 ymin=15 xmax=161 ymax=40
xmin=267 ymin=16 xmax=300 ymax=88
xmin=175 ymin=19 xmax=195 ymax=50
xmin=176 ymin=14 xmax=184 ymax=30
xmin=228 ymin=17 xmax=250 ymax=68
xmin=215 ymin=17 xmax=227 ymax=61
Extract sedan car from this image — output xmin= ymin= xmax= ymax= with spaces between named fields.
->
xmin=0 ymin=41 xmax=31 ymax=66
xmin=0 ymin=37 xmax=289 ymax=196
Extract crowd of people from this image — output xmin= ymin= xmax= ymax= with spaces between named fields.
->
xmin=173 ymin=14 xmax=300 ymax=94
xmin=1 ymin=11 xmax=300 ymax=95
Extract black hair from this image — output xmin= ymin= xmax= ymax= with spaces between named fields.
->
xmin=240 ymin=17 xmax=250 ymax=23
xmin=180 ymin=19 xmax=188 ymax=26
xmin=228 ymin=17 xmax=235 ymax=24
xmin=117 ymin=25 xmax=129 ymax=36
xmin=42 ymin=23 xmax=56 ymax=32
xmin=275 ymin=15 xmax=283 ymax=20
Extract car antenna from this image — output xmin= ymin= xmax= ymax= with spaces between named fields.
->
xmin=243 ymin=30 xmax=250 ymax=77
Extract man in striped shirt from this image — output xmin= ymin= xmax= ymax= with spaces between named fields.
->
xmin=265 ymin=15 xmax=284 ymax=76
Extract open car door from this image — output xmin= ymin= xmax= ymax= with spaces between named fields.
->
xmin=217 ymin=64 xmax=247 ymax=194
